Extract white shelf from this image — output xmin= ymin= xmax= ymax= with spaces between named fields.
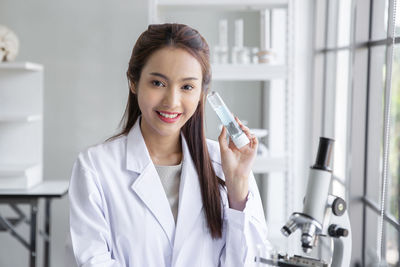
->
xmin=0 ymin=62 xmax=43 ymax=71
xmin=0 ymin=114 xmax=42 ymax=123
xmin=252 ymin=155 xmax=286 ymax=173
xmin=157 ymin=0 xmax=288 ymax=9
xmin=211 ymin=64 xmax=286 ymax=81
xmin=0 ymin=60 xmax=43 ymax=189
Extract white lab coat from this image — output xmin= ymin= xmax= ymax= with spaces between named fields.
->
xmin=69 ymin=118 xmax=269 ymax=267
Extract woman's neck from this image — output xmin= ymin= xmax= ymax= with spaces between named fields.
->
xmin=140 ymin=121 xmax=182 ymax=166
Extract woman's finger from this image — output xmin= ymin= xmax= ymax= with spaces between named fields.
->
xmin=233 ymin=116 xmax=259 ymax=150
xmin=228 ymin=136 xmax=239 ymax=151
xmin=250 ymin=134 xmax=258 ymax=149
xmin=235 ymin=116 xmax=251 ymax=132
xmin=235 ymin=116 xmax=244 ymax=126
xmin=218 ymin=126 xmax=229 ymax=151
xmin=234 ymin=116 xmax=255 ymax=142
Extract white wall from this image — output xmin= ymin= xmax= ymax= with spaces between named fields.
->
xmin=0 ymin=0 xmax=147 ymax=266
xmin=0 ymin=0 xmax=313 ymax=265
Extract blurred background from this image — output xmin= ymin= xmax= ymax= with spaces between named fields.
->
xmin=0 ymin=0 xmax=399 ymax=266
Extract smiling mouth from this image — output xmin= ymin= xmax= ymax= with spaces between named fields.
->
xmin=156 ymin=111 xmax=181 ymax=118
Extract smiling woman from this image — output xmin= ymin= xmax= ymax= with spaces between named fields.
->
xmin=134 ymin=47 xmax=203 ymax=142
xmin=68 ymin=23 xmax=269 ymax=267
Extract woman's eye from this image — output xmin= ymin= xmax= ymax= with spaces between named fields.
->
xmin=182 ymin=84 xmax=194 ymax=90
xmin=152 ymin=80 xmax=165 ymax=87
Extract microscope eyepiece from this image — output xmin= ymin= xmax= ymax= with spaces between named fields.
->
xmin=312 ymin=137 xmax=334 ymax=172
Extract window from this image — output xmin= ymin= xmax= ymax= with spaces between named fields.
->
xmin=313 ymin=0 xmax=352 ymax=199
xmin=312 ymin=0 xmax=400 ymax=266
xmin=387 ymin=44 xmax=400 ymax=265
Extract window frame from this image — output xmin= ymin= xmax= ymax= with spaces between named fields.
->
xmin=312 ymin=0 xmax=400 ymax=265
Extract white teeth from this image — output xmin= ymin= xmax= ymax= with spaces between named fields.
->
xmin=158 ymin=112 xmax=179 ymax=119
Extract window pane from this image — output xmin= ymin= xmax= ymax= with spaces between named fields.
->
xmin=355 ymin=0 xmax=371 ymax=43
xmin=366 ymin=45 xmax=386 ymax=203
xmin=337 ymin=0 xmax=352 ymax=47
xmin=326 ymin=0 xmax=339 ymax=48
xmin=315 ymin=0 xmax=327 ymax=49
xmin=312 ymin=54 xmax=325 ymax=136
xmin=388 ymin=45 xmax=400 ymax=222
xmin=365 ymin=208 xmax=380 ymax=266
xmin=396 ymin=0 xmax=400 ymax=36
xmin=371 ymin=0 xmax=389 ymax=40
xmin=386 ymin=222 xmax=400 ymax=266
xmin=333 ymin=50 xmax=350 ymax=183
xmin=323 ymin=52 xmax=336 ymax=137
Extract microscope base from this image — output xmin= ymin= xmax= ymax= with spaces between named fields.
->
xmin=256 ymin=254 xmax=329 ymax=267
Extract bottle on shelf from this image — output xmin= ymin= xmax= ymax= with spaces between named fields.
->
xmin=231 ymin=19 xmax=251 ymax=65
xmin=213 ymin=19 xmax=229 ymax=64
xmin=259 ymin=9 xmax=276 ymax=64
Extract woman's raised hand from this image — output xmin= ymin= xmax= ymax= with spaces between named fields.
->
xmin=218 ymin=116 xmax=258 ymax=211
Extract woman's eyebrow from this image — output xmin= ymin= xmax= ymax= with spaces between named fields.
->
xmin=149 ymin=72 xmax=198 ymax=82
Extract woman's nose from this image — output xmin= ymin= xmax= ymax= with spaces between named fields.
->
xmin=163 ymin=87 xmax=180 ymax=107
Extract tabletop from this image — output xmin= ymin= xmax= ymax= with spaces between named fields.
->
xmin=0 ymin=180 xmax=69 ymax=198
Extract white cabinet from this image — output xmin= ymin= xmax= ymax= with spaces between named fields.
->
xmin=0 ymin=62 xmax=43 ymax=189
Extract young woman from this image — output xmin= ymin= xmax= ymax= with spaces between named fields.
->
xmin=69 ymin=23 xmax=269 ymax=267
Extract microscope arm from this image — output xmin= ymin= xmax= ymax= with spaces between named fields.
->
xmin=328 ymin=210 xmax=352 ymax=267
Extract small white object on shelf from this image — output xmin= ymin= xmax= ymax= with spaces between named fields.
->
xmin=213 ymin=19 xmax=229 ymax=64
xmin=250 ymin=128 xmax=268 ymax=138
xmin=0 ymin=114 xmax=42 ymax=123
xmin=0 ymin=61 xmax=43 ymax=71
xmin=0 ymin=25 xmax=19 ymax=62
xmin=252 ymin=156 xmax=286 ymax=173
xmin=0 ymin=164 xmax=42 ymax=190
xmin=157 ymin=0 xmax=289 ymax=8
xmin=211 ymin=63 xmax=286 ymax=81
xmin=231 ymin=19 xmax=252 ymax=64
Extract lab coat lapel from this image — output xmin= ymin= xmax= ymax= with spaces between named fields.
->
xmin=126 ymin=118 xmax=175 ymax=247
xmin=173 ymin=133 xmax=204 ymax=253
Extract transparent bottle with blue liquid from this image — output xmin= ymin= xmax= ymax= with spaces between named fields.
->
xmin=207 ymin=91 xmax=250 ymax=149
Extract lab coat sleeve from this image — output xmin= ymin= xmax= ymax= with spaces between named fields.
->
xmin=219 ymin=171 xmax=271 ymax=267
xmin=69 ymin=153 xmax=120 ymax=267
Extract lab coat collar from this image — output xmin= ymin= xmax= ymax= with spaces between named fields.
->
xmin=126 ymin=117 xmax=151 ymax=173
xmin=126 ymin=117 xmax=204 ymax=253
xmin=173 ymin=131 xmax=203 ymax=255
xmin=127 ymin=118 xmax=176 ymax=247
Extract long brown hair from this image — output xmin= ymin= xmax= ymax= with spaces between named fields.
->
xmin=108 ymin=23 xmax=225 ymax=239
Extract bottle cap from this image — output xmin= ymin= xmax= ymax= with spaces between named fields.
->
xmin=232 ymin=133 xmax=250 ymax=149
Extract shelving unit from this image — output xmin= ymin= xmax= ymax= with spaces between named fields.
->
xmin=212 ymin=63 xmax=287 ymax=81
xmin=0 ymin=62 xmax=44 ymax=190
xmin=252 ymin=156 xmax=286 ymax=173
xmin=148 ymin=0 xmax=294 ymax=249
xmin=149 ymin=0 xmax=292 ymax=171
xmin=0 ymin=114 xmax=42 ymax=123
xmin=0 ymin=62 xmax=43 ymax=71
xmin=154 ymin=0 xmax=288 ymax=9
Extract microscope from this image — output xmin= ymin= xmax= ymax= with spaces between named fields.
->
xmin=256 ymin=137 xmax=352 ymax=267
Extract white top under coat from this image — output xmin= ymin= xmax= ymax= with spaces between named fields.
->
xmin=155 ymin=162 xmax=182 ymax=224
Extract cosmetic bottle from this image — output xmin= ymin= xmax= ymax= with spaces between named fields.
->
xmin=207 ymin=91 xmax=250 ymax=148
xmin=231 ymin=19 xmax=250 ymax=64
xmin=213 ymin=19 xmax=229 ymax=64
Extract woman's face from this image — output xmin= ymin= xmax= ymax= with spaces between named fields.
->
xmin=133 ymin=47 xmax=203 ymax=139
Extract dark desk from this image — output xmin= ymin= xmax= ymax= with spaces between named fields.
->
xmin=0 ymin=181 xmax=69 ymax=267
